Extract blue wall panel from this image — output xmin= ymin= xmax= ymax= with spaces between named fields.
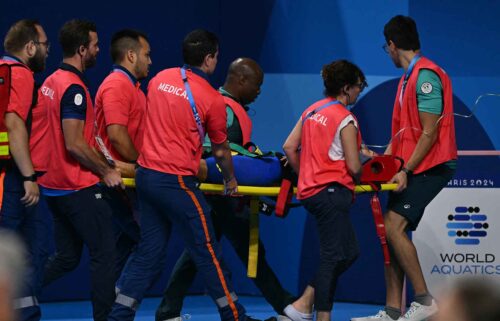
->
xmin=2 ymin=0 xmax=499 ymax=307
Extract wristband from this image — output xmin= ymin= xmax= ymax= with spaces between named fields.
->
xmin=401 ymin=167 xmax=413 ymax=176
xmin=22 ymin=174 xmax=37 ymax=182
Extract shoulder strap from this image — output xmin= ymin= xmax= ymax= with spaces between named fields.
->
xmin=180 ymin=67 xmax=205 ymax=144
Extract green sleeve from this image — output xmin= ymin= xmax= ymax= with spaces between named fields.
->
xmin=204 ymin=106 xmax=234 ymax=145
xmin=416 ymin=69 xmax=443 ymax=115
xmin=226 ymin=106 xmax=234 ymax=128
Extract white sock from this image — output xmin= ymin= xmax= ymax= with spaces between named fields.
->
xmin=284 ymin=304 xmax=313 ymax=321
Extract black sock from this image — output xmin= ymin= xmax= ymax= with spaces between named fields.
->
xmin=414 ymin=293 xmax=434 ymax=306
xmin=384 ymin=306 xmax=401 ymax=320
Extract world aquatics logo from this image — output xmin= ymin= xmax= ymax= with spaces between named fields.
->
xmin=446 ymin=206 xmax=489 ymax=245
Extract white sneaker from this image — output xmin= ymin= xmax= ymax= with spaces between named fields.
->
xmin=351 ymin=310 xmax=396 ymax=321
xmin=283 ymin=304 xmax=313 ymax=321
xmin=277 ymin=315 xmax=293 ymax=321
xmin=398 ymin=300 xmax=438 ymax=321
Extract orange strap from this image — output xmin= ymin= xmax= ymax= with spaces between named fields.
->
xmin=177 ymin=176 xmax=239 ymax=321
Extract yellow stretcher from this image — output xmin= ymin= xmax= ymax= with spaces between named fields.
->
xmin=122 ymin=178 xmax=396 ymax=278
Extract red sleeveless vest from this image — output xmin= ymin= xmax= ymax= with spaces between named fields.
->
xmin=223 ymin=96 xmax=252 ymax=145
xmin=298 ymin=98 xmax=362 ymax=199
xmin=391 ymin=57 xmax=457 ymax=174
xmin=38 ymin=69 xmax=99 ymax=189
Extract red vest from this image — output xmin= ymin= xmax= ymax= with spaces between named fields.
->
xmin=30 ymin=89 xmax=48 ymax=171
xmin=297 ymin=98 xmax=362 ymax=200
xmin=223 ymin=96 xmax=252 ymax=145
xmin=0 ymin=59 xmax=33 ymax=160
xmin=38 ymin=69 xmax=99 ymax=189
xmin=391 ymin=57 xmax=457 ymax=174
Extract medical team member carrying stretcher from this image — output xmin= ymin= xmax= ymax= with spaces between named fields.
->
xmin=283 ymin=60 xmax=368 ymax=321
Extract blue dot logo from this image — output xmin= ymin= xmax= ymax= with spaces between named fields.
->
xmin=446 ymin=206 xmax=488 ymax=245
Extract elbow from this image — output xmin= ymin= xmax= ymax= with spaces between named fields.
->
xmin=212 ymin=149 xmax=224 ymax=159
xmin=211 ymin=142 xmax=229 ymax=160
xmin=65 ymin=141 xmax=80 ymax=157
xmin=282 ymin=143 xmax=296 ymax=157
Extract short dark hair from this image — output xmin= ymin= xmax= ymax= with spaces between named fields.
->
xmin=321 ymin=60 xmax=366 ymax=97
xmin=58 ymin=19 xmax=97 ymax=58
xmin=384 ymin=15 xmax=421 ymax=51
xmin=110 ymin=29 xmax=149 ymax=63
xmin=182 ymin=29 xmax=218 ymax=67
xmin=3 ymin=19 xmax=40 ymax=54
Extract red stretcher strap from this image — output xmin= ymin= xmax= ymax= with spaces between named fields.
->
xmin=370 ymin=193 xmax=390 ymax=265
xmin=275 ymin=178 xmax=293 ymax=217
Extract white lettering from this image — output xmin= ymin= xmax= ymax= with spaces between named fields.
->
xmin=41 ymin=86 xmax=54 ymax=100
xmin=158 ymin=82 xmax=188 ymax=100
xmin=309 ymin=113 xmax=328 ymax=126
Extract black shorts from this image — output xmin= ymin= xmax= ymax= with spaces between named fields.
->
xmin=387 ymin=163 xmax=455 ymax=231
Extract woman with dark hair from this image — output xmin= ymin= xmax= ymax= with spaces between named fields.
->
xmin=282 ymin=60 xmax=367 ymax=321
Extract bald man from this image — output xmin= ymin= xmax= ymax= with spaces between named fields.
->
xmin=155 ymin=58 xmax=295 ymax=321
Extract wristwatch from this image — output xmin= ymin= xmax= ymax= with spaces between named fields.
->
xmin=22 ymin=174 xmax=37 ymax=182
xmin=401 ymin=167 xmax=413 ymax=176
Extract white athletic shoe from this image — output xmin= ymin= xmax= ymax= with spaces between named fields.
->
xmin=277 ymin=315 xmax=293 ymax=321
xmin=351 ymin=310 xmax=396 ymax=321
xmin=398 ymin=300 xmax=438 ymax=321
xmin=283 ymin=304 xmax=314 ymax=321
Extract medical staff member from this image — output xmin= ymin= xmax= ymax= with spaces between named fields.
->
xmin=283 ymin=60 xmax=366 ymax=321
xmin=0 ymin=19 xmax=49 ymax=321
xmin=155 ymin=58 xmax=296 ymax=321
xmin=109 ymin=30 xmax=268 ymax=321
xmin=94 ymin=29 xmax=150 ymax=277
xmin=38 ymin=19 xmax=122 ymax=321
xmin=352 ymin=15 xmax=456 ymax=321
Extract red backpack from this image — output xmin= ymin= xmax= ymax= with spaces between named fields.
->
xmin=0 ymin=63 xmax=35 ymax=161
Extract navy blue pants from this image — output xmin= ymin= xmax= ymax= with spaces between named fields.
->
xmin=156 ymin=195 xmax=295 ymax=320
xmin=102 ymin=186 xmax=141 ymax=280
xmin=301 ymin=183 xmax=359 ymax=311
xmin=43 ymin=184 xmax=116 ymax=321
xmin=0 ymin=166 xmax=50 ymax=321
xmin=109 ymin=167 xmax=247 ymax=321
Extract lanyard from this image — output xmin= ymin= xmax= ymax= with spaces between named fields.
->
xmin=181 ymin=67 xmax=205 ymax=144
xmin=301 ymin=100 xmax=341 ymax=125
xmin=399 ymin=54 xmax=421 ymax=106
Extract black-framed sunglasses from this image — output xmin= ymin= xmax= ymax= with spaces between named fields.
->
xmin=382 ymin=43 xmax=389 ymax=53
xmin=34 ymin=40 xmax=50 ymax=49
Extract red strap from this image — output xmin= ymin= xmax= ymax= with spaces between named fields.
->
xmin=275 ymin=179 xmax=293 ymax=218
xmin=370 ymin=193 xmax=390 ymax=265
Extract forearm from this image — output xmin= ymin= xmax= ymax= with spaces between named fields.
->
xmin=8 ymin=127 xmax=35 ymax=176
xmin=67 ymin=140 xmax=112 ymax=177
xmin=6 ymin=115 xmax=35 ymax=176
xmin=284 ymin=149 xmax=300 ymax=175
xmin=384 ymin=143 xmax=392 ymax=156
xmin=405 ymin=132 xmax=438 ymax=171
xmin=211 ymin=141 xmax=235 ymax=180
xmin=104 ymin=125 xmax=138 ymax=162
xmin=109 ymin=133 xmax=139 ymax=162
